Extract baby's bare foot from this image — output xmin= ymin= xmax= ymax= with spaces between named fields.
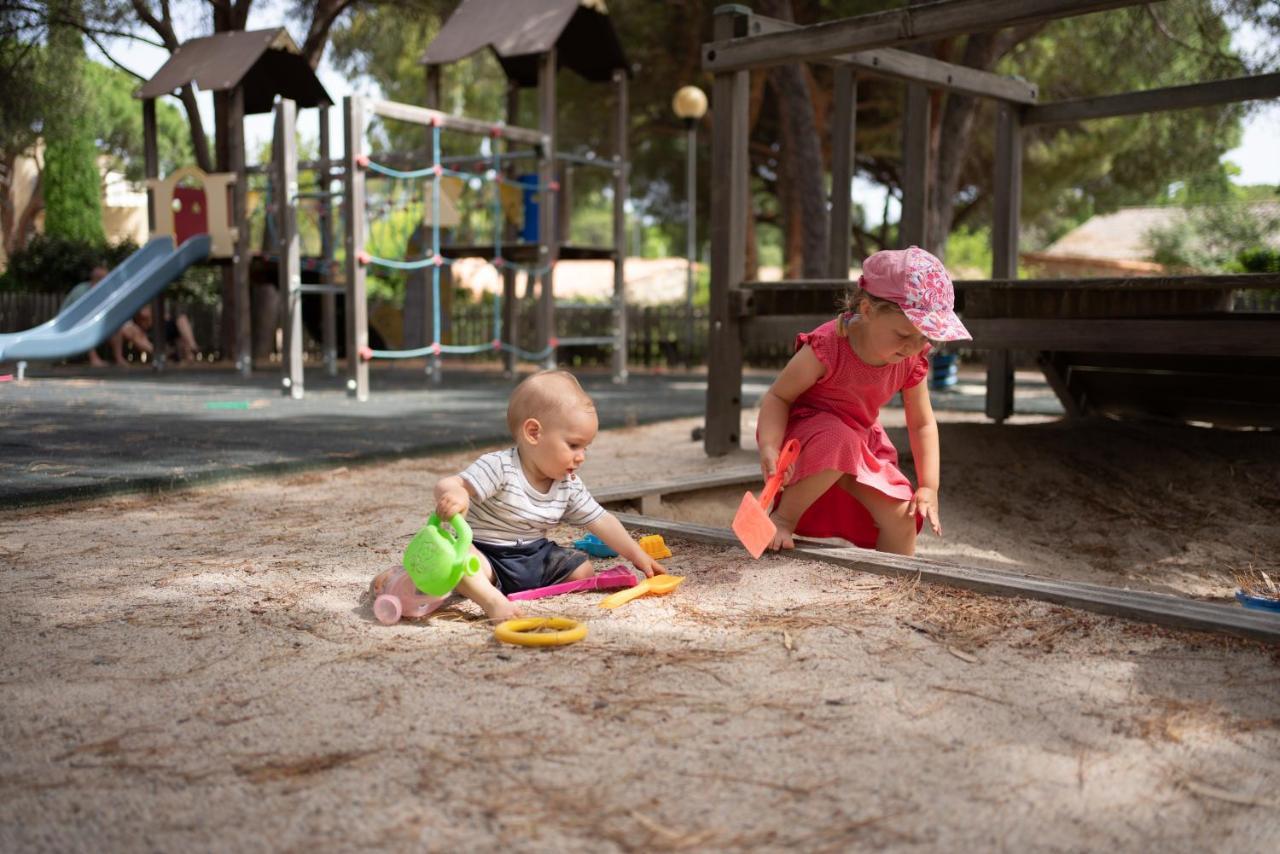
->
xmin=769 ymin=514 xmax=796 ymax=550
xmin=482 ymin=595 xmax=523 ymax=622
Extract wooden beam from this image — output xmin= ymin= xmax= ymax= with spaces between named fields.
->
xmin=987 ymin=101 xmax=1021 ymax=422
xmin=964 ymin=317 xmax=1280 ymax=357
xmin=367 ymin=99 xmax=547 ymax=146
xmin=502 ymin=82 xmax=520 ymax=378
xmin=276 ymin=99 xmax=303 ymax=400
xmin=744 ymin=315 xmax=838 ymax=346
xmin=142 ymin=99 xmax=165 ymax=369
xmin=344 ymin=95 xmax=370 ymax=401
xmin=828 ymin=67 xmax=856 ymax=279
xmin=537 ymin=48 xmax=558 ymax=369
xmin=747 ymin=274 xmax=1280 ymax=292
xmin=230 ymin=85 xmax=252 ymax=377
xmin=612 ymin=68 xmax=629 ymax=384
xmin=900 ymin=81 xmax=929 ymax=249
xmin=1024 ymin=72 xmax=1280 ymax=126
xmin=614 ymin=513 xmax=1280 ymax=644
xmin=748 ymin=12 xmax=1037 ymax=103
xmin=956 ymin=273 xmax=1280 ymax=291
xmin=705 ymin=6 xmax=752 ymax=456
xmin=593 ymin=466 xmax=760 ymax=505
xmin=317 ymin=105 xmax=338 ymax=377
xmin=703 ymin=0 xmax=1145 ymax=73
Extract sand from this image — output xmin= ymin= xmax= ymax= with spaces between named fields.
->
xmin=2 ymin=411 xmax=1279 ymax=851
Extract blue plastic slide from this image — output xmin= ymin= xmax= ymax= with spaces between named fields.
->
xmin=0 ymin=234 xmax=211 ymax=363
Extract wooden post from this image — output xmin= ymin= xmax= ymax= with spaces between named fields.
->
xmin=987 ymin=101 xmax=1022 ymax=422
xmin=276 ymin=99 xmax=303 ymax=399
xmin=344 ymin=95 xmax=370 ymax=400
xmin=828 ymin=67 xmax=856 ymax=278
xmin=705 ymin=6 xmax=751 ymax=455
xmin=503 ymin=82 xmax=520 ymax=378
xmin=537 ymin=48 xmax=558 ymax=369
xmin=611 ymin=67 xmax=629 ymax=383
xmin=424 ymin=64 xmax=443 ymax=382
xmin=318 ymin=104 xmax=338 ymax=377
xmin=142 ymin=98 xmax=164 ymax=368
xmin=230 ymin=86 xmax=252 ymax=376
xmin=899 ymin=81 xmax=929 ymax=249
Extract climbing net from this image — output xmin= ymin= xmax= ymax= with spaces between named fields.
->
xmin=356 ymin=120 xmax=615 ymax=362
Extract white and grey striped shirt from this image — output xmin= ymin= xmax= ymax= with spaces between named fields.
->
xmin=460 ymin=448 xmax=606 ymax=545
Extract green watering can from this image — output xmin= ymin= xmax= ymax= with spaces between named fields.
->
xmin=402 ymin=514 xmax=482 ymax=597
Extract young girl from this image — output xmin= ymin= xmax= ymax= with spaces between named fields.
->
xmin=756 ymin=246 xmax=971 ymax=556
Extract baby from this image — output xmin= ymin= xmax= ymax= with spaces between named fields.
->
xmin=433 ymin=370 xmax=666 ymax=621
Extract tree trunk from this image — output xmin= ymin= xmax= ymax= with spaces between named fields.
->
xmin=927 ymin=27 xmax=1045 ymax=259
xmin=759 ymin=0 xmax=828 ymax=279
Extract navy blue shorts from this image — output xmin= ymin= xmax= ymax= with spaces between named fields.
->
xmin=474 ymin=538 xmax=590 ymax=593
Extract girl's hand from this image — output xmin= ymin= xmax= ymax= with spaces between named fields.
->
xmin=758 ymin=445 xmax=794 ymax=485
xmin=908 ymin=487 xmax=941 ymax=536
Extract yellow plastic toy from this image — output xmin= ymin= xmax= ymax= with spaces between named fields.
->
xmin=637 ymin=534 xmax=672 ymax=560
xmin=599 ymin=574 xmax=685 ymax=609
xmin=493 ymin=616 xmax=587 ymax=647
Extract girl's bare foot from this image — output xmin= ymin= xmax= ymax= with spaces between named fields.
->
xmin=768 ymin=513 xmax=796 ymax=550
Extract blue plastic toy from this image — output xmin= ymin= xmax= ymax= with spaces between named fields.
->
xmin=1236 ymin=590 xmax=1280 ymax=613
xmin=573 ymin=533 xmax=618 ymax=558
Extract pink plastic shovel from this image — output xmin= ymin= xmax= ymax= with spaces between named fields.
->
xmin=733 ymin=439 xmax=800 ymax=559
xmin=507 ymin=565 xmax=638 ymax=601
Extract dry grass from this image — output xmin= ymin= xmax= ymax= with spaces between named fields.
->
xmin=1233 ymin=564 xmax=1280 ymax=602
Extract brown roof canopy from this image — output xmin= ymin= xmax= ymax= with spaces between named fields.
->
xmin=135 ymin=28 xmax=332 ymax=114
xmin=421 ymin=0 xmax=629 ymax=87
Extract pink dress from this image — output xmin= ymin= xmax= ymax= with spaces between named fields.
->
xmin=776 ymin=317 xmax=928 ymax=548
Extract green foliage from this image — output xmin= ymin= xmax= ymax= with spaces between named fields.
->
xmin=1239 ymin=247 xmax=1280 ymax=272
xmin=0 ymin=233 xmax=135 ymax=293
xmin=944 ymin=226 xmax=994 ymax=277
xmin=1146 ymin=202 xmax=1280 ymax=272
xmin=84 ymin=59 xmax=192 ymax=181
xmin=1006 ymin=2 xmax=1250 ymax=246
xmin=41 ymin=6 xmax=104 ymax=244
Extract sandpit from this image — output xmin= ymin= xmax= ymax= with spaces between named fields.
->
xmin=2 ymin=411 xmax=1278 ymax=851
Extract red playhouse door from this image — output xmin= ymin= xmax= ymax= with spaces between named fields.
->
xmin=172 ymin=185 xmax=209 ymax=245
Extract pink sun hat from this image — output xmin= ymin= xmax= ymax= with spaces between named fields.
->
xmin=859 ymin=245 xmax=971 ymax=342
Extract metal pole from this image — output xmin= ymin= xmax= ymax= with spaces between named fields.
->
xmin=684 ymin=120 xmax=696 ymax=368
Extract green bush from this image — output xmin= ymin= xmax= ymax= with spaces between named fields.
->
xmin=1238 ymin=247 xmax=1280 ymax=273
xmin=0 ymin=234 xmax=137 ymax=293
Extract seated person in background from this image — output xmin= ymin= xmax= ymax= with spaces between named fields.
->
xmin=115 ymin=304 xmax=200 ymax=364
xmin=61 ymin=265 xmax=109 ymax=367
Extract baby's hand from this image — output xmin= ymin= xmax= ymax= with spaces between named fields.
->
xmin=435 ymin=488 xmax=469 ymax=520
xmin=908 ymin=487 xmax=942 ymax=536
xmin=633 ymin=554 xmax=666 ymax=578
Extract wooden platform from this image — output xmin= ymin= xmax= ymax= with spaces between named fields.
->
xmin=734 ymin=275 xmax=1280 ymax=426
xmin=615 ymin=512 xmax=1280 ymax=645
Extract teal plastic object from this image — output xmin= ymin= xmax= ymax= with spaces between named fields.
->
xmin=402 ymin=514 xmax=482 ymax=597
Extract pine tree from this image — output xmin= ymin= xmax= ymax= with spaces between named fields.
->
xmin=41 ymin=0 xmax=104 ymax=245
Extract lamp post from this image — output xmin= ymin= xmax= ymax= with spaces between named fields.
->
xmin=672 ymin=85 xmax=707 ymax=367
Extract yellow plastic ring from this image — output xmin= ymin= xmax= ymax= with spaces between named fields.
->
xmin=493 ymin=616 xmax=587 ymax=647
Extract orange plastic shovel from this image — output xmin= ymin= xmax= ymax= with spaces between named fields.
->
xmin=733 ymin=439 xmax=800 ymax=559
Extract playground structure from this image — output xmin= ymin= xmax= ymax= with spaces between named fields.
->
xmin=700 ymin=0 xmax=1280 ymax=455
xmin=126 ymin=1 xmax=633 ymax=401
xmin=329 ymin=0 xmax=632 ymax=401
xmin=135 ymin=27 xmax=334 ymax=375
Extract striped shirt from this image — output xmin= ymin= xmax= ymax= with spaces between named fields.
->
xmin=460 ymin=448 xmax=606 ymax=545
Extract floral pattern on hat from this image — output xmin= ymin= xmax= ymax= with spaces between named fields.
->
xmin=862 ymin=246 xmax=971 ymax=342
